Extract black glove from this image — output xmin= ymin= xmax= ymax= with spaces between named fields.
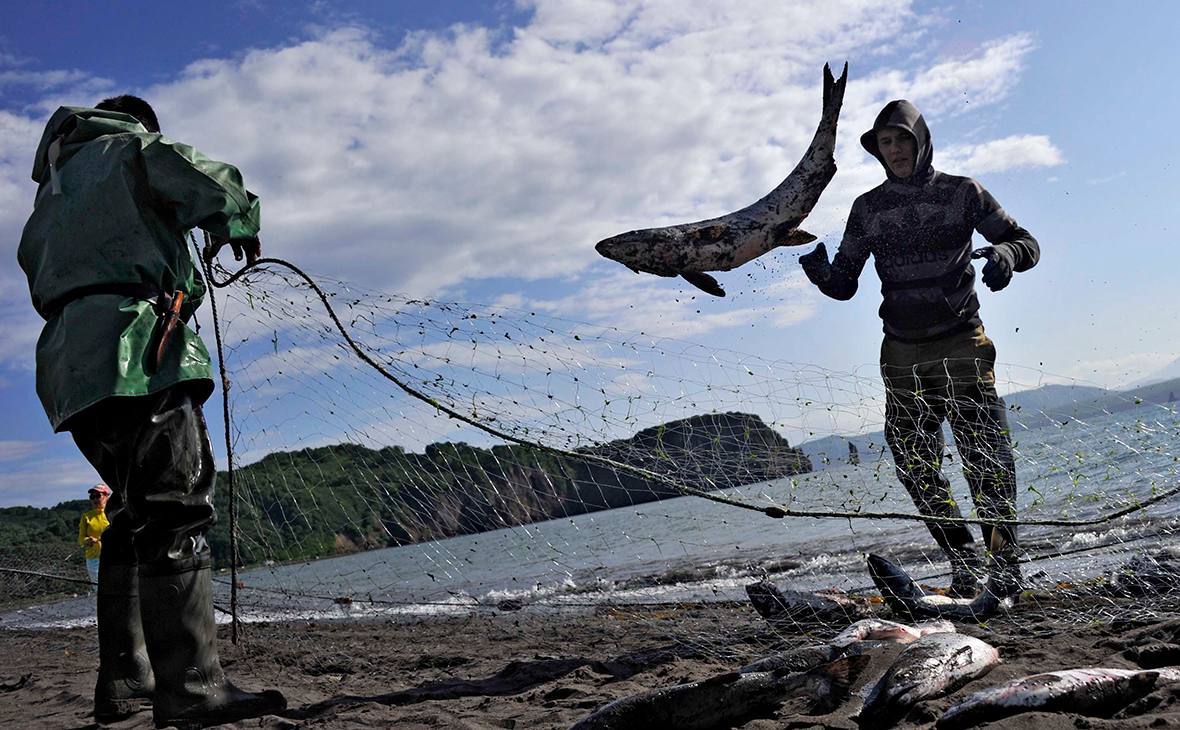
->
xmin=204 ymin=234 xmax=262 ymax=267
xmin=798 ymin=242 xmax=832 ymax=285
xmin=971 ymin=245 xmax=1015 ymax=291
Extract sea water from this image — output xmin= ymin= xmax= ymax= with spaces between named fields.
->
xmin=7 ymin=406 xmax=1180 ymax=628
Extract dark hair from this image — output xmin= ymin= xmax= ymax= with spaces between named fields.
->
xmin=95 ymin=94 xmax=160 ymax=133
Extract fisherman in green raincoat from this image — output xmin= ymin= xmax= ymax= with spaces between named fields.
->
xmin=17 ymin=95 xmax=286 ymax=727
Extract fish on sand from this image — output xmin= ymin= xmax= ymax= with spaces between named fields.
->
xmin=740 ymin=619 xmax=956 ymax=678
xmin=594 ymin=63 xmax=848 ymax=297
xmin=859 ymin=632 xmax=1000 ymax=726
xmin=830 ymin=617 xmax=956 ymax=647
xmin=745 ymin=579 xmax=872 ymax=626
xmin=937 ymin=666 xmax=1180 ymax=729
xmin=866 ymin=553 xmax=1009 ymax=622
xmin=570 ymin=655 xmax=869 ymax=730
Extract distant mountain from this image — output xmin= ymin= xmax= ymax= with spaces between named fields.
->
xmin=1128 ymin=356 xmax=1180 ymax=388
xmin=798 ymin=432 xmax=889 ymax=468
xmin=1021 ymin=375 xmax=1180 ymax=426
xmin=796 ymin=380 xmax=1160 ymax=468
xmin=1003 ymin=383 xmax=1110 ymax=413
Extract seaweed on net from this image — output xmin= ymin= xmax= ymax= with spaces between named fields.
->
xmin=7 ymin=257 xmax=1180 ymax=663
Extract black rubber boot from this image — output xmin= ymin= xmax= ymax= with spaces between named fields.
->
xmin=947 ymin=547 xmax=984 ymax=599
xmin=94 ymin=563 xmax=155 ymax=722
xmin=140 ymin=557 xmax=285 ymax=729
xmin=983 ymin=554 xmax=1024 ymax=601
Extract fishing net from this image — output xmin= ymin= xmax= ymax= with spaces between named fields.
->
xmin=0 ymin=543 xmax=91 ymax=609
xmin=5 ymin=258 xmax=1180 ymax=665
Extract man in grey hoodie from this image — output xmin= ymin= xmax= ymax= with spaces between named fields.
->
xmin=798 ymin=100 xmax=1039 ymax=599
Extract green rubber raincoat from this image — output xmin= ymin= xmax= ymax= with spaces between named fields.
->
xmin=18 ymin=107 xmax=260 ymax=431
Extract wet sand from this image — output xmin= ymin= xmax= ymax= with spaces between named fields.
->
xmin=6 ymin=595 xmax=1180 ymax=729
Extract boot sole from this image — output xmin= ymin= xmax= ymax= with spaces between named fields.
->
xmin=95 ymin=697 xmax=152 ymax=722
xmin=154 ymin=691 xmax=286 ymax=729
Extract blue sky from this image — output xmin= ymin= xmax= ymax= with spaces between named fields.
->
xmin=1 ymin=1 xmax=1178 ymax=507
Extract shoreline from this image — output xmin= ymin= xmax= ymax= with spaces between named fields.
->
xmin=7 ymin=594 xmax=1180 ymax=729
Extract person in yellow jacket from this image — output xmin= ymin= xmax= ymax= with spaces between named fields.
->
xmin=78 ymin=483 xmax=111 ymax=587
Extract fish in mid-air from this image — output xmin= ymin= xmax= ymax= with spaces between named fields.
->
xmin=594 ymin=62 xmax=848 ymax=297
xmin=859 ymin=632 xmax=1000 ymax=726
xmin=937 ymin=666 xmax=1180 ymax=729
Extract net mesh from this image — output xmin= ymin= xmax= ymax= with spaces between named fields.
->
xmin=5 ymin=260 xmax=1180 ymax=661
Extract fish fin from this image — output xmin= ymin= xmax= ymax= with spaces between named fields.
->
xmin=772 ymin=225 xmax=818 ymax=247
xmin=806 ymin=654 xmax=871 ymax=713
xmin=680 ymin=272 xmax=726 ymax=297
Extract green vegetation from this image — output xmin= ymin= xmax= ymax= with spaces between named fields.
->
xmin=2 ymin=413 xmax=810 ymax=571
xmin=0 ymin=499 xmax=89 ymax=547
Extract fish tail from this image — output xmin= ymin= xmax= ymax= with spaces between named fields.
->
xmin=867 ymin=553 xmax=927 ymax=613
xmin=822 ymin=62 xmax=849 ymax=114
xmin=803 ymin=654 xmax=871 ymax=712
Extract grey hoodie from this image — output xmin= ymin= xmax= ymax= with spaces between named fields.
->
xmin=814 ymin=100 xmax=1039 ymax=342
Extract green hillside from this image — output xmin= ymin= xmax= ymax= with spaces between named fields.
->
xmin=2 ymin=413 xmax=810 ymax=571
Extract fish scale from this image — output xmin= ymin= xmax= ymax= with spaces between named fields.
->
xmin=937 ymin=666 xmax=1180 ymax=729
xmin=859 ymin=632 xmax=1000 ymax=726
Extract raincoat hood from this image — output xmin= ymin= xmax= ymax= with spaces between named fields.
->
xmin=859 ymin=99 xmax=934 ymax=185
xmin=31 ymin=106 xmax=149 ymax=185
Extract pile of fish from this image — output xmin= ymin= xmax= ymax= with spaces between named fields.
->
xmin=569 ymin=610 xmax=1180 ymax=729
xmin=570 ymin=551 xmax=1180 ymax=729
xmin=594 ymin=62 xmax=848 ymax=297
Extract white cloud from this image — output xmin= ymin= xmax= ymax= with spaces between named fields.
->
xmin=0 ymin=69 xmax=93 ymax=89
xmin=940 ymin=134 xmax=1065 ymax=176
xmin=0 ymin=457 xmax=101 ymax=507
xmin=908 ymin=34 xmax=1037 ymax=116
xmin=1087 ymin=171 xmax=1127 ymax=186
xmin=0 ymin=1 xmax=1054 ymax=370
xmin=0 ymin=441 xmax=43 ymax=461
xmin=524 ymin=269 xmax=765 ymax=337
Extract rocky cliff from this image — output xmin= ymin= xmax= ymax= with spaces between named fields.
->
xmin=206 ymin=411 xmax=810 ymax=565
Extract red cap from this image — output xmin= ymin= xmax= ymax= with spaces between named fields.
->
xmin=88 ymin=484 xmax=112 ymax=496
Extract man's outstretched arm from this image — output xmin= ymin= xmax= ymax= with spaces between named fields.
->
xmin=142 ymin=138 xmax=261 ymax=248
xmin=799 ymin=199 xmax=871 ymax=300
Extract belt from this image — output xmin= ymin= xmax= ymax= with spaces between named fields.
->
xmin=883 ymin=319 xmax=979 ymax=345
xmin=43 ymin=282 xmax=163 ymax=318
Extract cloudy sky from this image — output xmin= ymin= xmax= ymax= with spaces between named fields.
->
xmin=1 ymin=0 xmax=1178 ymax=506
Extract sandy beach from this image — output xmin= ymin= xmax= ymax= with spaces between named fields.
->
xmin=6 ymin=592 xmax=1180 ymax=730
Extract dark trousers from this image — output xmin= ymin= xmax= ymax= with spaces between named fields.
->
xmin=67 ymin=385 xmax=216 ymax=568
xmin=881 ymin=325 xmax=1017 ymax=558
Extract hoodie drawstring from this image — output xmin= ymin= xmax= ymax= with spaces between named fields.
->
xmin=47 ymin=137 xmax=63 ymax=195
